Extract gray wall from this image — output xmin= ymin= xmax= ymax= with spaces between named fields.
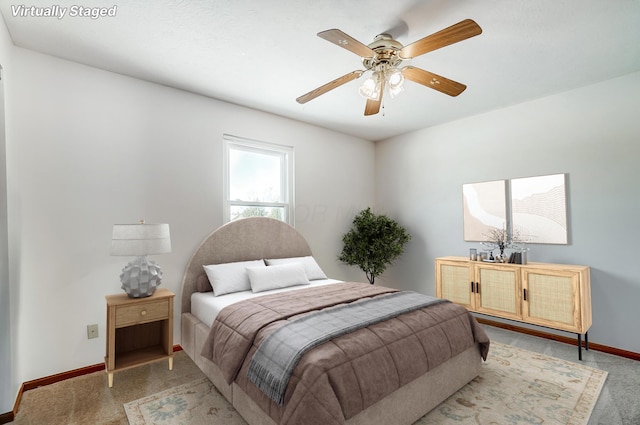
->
xmin=375 ymin=71 xmax=640 ymax=354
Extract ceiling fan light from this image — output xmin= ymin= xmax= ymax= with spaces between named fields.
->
xmin=358 ymin=78 xmax=375 ymax=98
xmin=359 ymin=74 xmax=381 ymax=100
xmin=387 ymin=68 xmax=404 ymax=88
xmin=389 ymin=84 xmax=404 ymax=98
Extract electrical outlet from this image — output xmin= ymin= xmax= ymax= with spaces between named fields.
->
xmin=87 ymin=324 xmax=99 ymax=339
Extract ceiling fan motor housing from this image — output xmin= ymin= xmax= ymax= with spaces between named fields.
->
xmin=362 ymin=33 xmax=403 ymax=70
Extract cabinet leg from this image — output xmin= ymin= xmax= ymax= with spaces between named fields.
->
xmin=585 ymin=332 xmax=589 ymax=351
xmin=108 ymin=372 xmax=114 ymax=388
xmin=578 ymin=334 xmax=582 ymax=361
xmin=168 ymin=356 xmax=173 ymax=371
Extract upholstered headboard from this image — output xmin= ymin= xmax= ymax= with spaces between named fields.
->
xmin=180 ymin=217 xmax=313 ymax=314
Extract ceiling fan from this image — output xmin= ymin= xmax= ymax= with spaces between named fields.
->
xmin=296 ymin=19 xmax=482 ymax=116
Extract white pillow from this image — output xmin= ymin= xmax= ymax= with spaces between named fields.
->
xmin=203 ymin=260 xmax=266 ymax=296
xmin=265 ymin=256 xmax=328 ymax=280
xmin=247 ymin=263 xmax=310 ymax=293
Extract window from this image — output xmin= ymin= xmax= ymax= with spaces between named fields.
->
xmin=223 ymin=135 xmax=294 ymax=225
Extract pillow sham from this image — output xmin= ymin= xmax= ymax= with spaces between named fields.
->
xmin=247 ymin=262 xmax=310 ymax=293
xmin=203 ymin=259 xmax=266 ymax=296
xmin=265 ymin=256 xmax=328 ymax=280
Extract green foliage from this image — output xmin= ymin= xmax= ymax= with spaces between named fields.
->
xmin=232 ymin=206 xmax=283 ymax=221
xmin=338 ymin=207 xmax=411 ymax=284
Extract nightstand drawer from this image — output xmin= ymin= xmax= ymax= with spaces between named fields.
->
xmin=115 ymin=300 xmax=169 ymax=327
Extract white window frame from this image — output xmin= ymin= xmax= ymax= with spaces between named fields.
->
xmin=223 ymin=134 xmax=295 ymax=225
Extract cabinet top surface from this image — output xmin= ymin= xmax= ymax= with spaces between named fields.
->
xmin=106 ymin=288 xmax=175 ymax=306
xmin=436 ymin=256 xmax=589 ymax=270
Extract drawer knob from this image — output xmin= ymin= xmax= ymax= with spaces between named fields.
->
xmin=141 ymin=310 xmax=147 ymax=316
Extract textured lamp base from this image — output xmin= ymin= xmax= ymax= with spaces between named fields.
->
xmin=120 ymin=256 xmax=163 ymax=298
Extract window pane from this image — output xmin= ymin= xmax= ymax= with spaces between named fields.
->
xmin=223 ymin=135 xmax=293 ymax=225
xmin=229 ymin=149 xmax=282 ymax=202
xmin=230 ymin=205 xmax=285 ymax=222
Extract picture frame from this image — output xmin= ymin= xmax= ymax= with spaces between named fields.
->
xmin=462 ymin=180 xmax=507 ymax=242
xmin=510 ymin=173 xmax=568 ymax=244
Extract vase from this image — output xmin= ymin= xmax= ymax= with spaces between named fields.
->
xmin=496 ymin=248 xmax=508 ymax=263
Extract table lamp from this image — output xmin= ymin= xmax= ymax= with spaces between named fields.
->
xmin=110 ymin=220 xmax=171 ymax=298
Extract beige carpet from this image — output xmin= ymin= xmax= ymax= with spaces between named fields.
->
xmin=10 ymin=351 xmax=205 ymax=425
xmin=125 ymin=342 xmax=607 ymax=425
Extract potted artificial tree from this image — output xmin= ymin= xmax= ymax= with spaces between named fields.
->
xmin=338 ymin=207 xmax=411 ymax=284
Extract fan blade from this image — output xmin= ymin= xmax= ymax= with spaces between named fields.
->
xmin=364 ymin=78 xmax=385 ymax=116
xmin=399 ymin=19 xmax=482 ymax=59
xmin=318 ymin=29 xmax=376 ymax=59
xmin=402 ymin=66 xmax=467 ymax=97
xmin=364 ymin=98 xmax=381 ymax=116
xmin=296 ymin=70 xmax=364 ymax=104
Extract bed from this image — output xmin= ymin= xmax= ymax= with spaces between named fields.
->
xmin=180 ymin=217 xmax=489 ymax=425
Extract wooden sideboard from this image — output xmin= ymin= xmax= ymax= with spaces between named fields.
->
xmin=435 ymin=256 xmax=592 ymax=359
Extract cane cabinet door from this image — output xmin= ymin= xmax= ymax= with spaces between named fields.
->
xmin=435 ymin=259 xmax=475 ymax=310
xmin=522 ymin=267 xmax=590 ymax=334
xmin=474 ymin=263 xmax=522 ymax=321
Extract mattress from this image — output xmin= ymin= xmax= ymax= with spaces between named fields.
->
xmin=190 ymin=278 xmax=342 ymax=326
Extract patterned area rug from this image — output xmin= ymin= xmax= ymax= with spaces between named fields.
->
xmin=418 ymin=342 xmax=607 ymax=425
xmin=124 ymin=342 xmax=607 ymax=425
xmin=124 ymin=377 xmax=244 ymax=425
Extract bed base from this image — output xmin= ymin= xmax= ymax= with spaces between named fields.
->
xmin=182 ymin=312 xmax=482 ymax=425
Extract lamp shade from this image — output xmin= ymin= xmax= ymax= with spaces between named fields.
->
xmin=110 ymin=223 xmax=171 ymax=256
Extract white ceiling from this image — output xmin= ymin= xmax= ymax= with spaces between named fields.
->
xmin=2 ymin=0 xmax=640 ymax=141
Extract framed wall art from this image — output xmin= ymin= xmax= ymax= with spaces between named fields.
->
xmin=462 ymin=180 xmax=507 ymax=242
xmin=510 ymin=173 xmax=567 ymax=244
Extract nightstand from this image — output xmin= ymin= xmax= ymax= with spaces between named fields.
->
xmin=105 ymin=288 xmax=174 ymax=387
